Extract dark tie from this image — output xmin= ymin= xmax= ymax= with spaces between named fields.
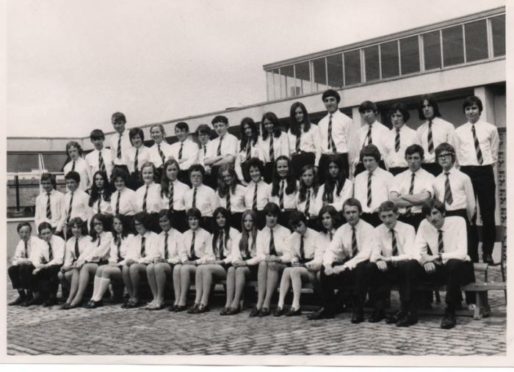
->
xmin=203 ymin=146 xmax=207 ymax=157
xmin=116 ymin=236 xmax=122 ymax=262
xmin=97 ymin=192 xmax=102 ymax=213
xmin=67 ymin=192 xmax=74 ymax=223
xmin=179 ymin=141 xmax=184 ymax=160
xmin=192 ymin=187 xmax=197 ymax=209
xmin=366 ymin=124 xmax=373 ymax=146
xmin=444 ymin=172 xmax=453 ymax=205
xmin=134 ymin=147 xmax=139 ymax=173
xmin=471 ymin=124 xmax=484 ymax=165
xmin=279 ymin=180 xmax=285 ymax=210
xmin=115 ymin=191 xmax=120 ymax=215
xmin=164 ymin=231 xmax=169 ymax=259
xmin=142 ymin=185 xmax=149 ymax=212
xmin=117 ymin=134 xmax=122 ymax=159
xmin=97 ymin=236 xmax=101 ymax=247
xmin=218 ymin=231 xmax=225 ymax=260
xmin=217 ymin=136 xmax=222 ymax=156
xmin=46 ymin=192 xmax=52 ymax=219
xmin=246 ymin=143 xmax=251 ymax=160
xmin=23 ymin=240 xmax=28 ymax=259
xmin=367 ymin=171 xmax=373 ymax=208
xmin=351 ymin=226 xmax=358 ymax=258
xmin=74 ymin=238 xmax=80 ymax=260
xmin=438 ymin=229 xmax=444 ymax=254
xmin=299 ymin=235 xmax=305 ymax=262
xmin=391 ymin=229 xmax=398 ymax=256
xmin=269 ymin=135 xmax=274 ymax=163
xmin=329 ymin=231 xmax=333 ymax=242
xmin=226 ymin=193 xmax=231 ymax=213
xmin=427 ymin=119 xmax=434 ymax=154
xmin=252 ymin=183 xmax=258 ymax=210
xmin=48 ymin=241 xmax=53 ymax=262
xmin=99 ymin=151 xmax=105 ymax=173
xmin=304 ymin=189 xmax=311 ymax=216
xmin=71 ymin=160 xmax=76 ymax=172
xmin=140 ymin=236 xmax=146 ymax=257
xmin=158 ymin=144 xmax=165 ymax=165
xmin=190 ymin=231 xmax=196 ymax=260
xmin=395 ymin=127 xmax=401 ymax=152
xmin=327 ymin=113 xmax=336 ymax=152
xmin=405 ymin=172 xmax=415 ymax=214
xmin=295 ymin=133 xmax=301 ymax=153
xmin=269 ymin=228 xmax=277 ymax=256
xmin=168 ymin=183 xmax=174 ymax=212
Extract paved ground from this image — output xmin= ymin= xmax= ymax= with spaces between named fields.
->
xmin=6 ymin=269 xmax=506 ymax=356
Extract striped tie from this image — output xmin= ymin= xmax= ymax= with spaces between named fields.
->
xmin=391 ymin=229 xmax=398 ymax=256
xmin=192 ymin=187 xmax=197 ymax=209
xmin=217 ymin=137 xmax=222 ymax=156
xmin=23 ymin=240 xmax=28 ymax=259
xmin=279 ymin=180 xmax=285 ymax=210
xmin=115 ymin=192 xmax=120 ymax=215
xmin=142 ymin=185 xmax=149 ymax=212
xmin=218 ymin=230 xmax=225 ymax=260
xmin=405 ymin=172 xmax=415 ymax=214
xmin=444 ymin=172 xmax=453 ymax=205
xmin=158 ymin=144 xmax=165 ymax=165
xmin=327 ymin=114 xmax=336 ymax=152
xmin=74 ymin=238 xmax=80 ymax=259
xmin=299 ymin=235 xmax=305 ymax=262
xmin=117 ymin=134 xmax=122 ymax=159
xmin=304 ymin=189 xmax=311 ymax=216
xmin=471 ymin=124 xmax=484 ymax=165
xmin=164 ymin=231 xmax=169 ymax=260
xmin=246 ymin=143 xmax=251 ymax=160
xmin=438 ymin=229 xmax=444 ymax=254
xmin=46 ymin=192 xmax=52 ymax=219
xmin=178 ymin=141 xmax=184 ymax=160
xmin=190 ymin=231 xmax=196 ymax=260
xmin=252 ymin=183 xmax=258 ymax=210
xmin=367 ymin=171 xmax=373 ymax=207
xmin=226 ymin=193 xmax=231 ymax=213
xmin=116 ymin=237 xmax=122 ymax=262
xmin=269 ymin=135 xmax=274 ymax=163
xmin=295 ymin=133 xmax=301 ymax=153
xmin=140 ymin=236 xmax=146 ymax=257
xmin=395 ymin=127 xmax=400 ymax=152
xmin=351 ymin=226 xmax=358 ymax=257
xmin=269 ymin=228 xmax=277 ymax=256
xmin=427 ymin=120 xmax=434 ymax=154
xmin=366 ymin=124 xmax=373 ymax=146
xmin=99 ymin=151 xmax=105 ymax=174
xmin=48 ymin=241 xmax=53 ymax=262
xmin=71 ymin=160 xmax=76 ymax=172
xmin=134 ymin=148 xmax=139 ymax=174
xmin=168 ymin=183 xmax=174 ymax=212
xmin=97 ymin=194 xmax=102 ymax=214
xmin=67 ymin=192 xmax=74 ymax=223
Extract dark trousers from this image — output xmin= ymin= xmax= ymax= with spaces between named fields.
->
xmin=354 ymin=160 xmax=386 ymax=177
xmin=421 ymin=162 xmax=442 ymax=177
xmin=416 ymin=259 xmax=475 ymax=311
xmin=8 ymin=264 xmax=35 ymax=291
xmin=460 ymin=165 xmax=496 ymax=257
xmin=446 ymin=209 xmax=479 ymax=263
xmin=360 ymin=212 xmax=381 ymax=227
xmin=319 ymin=153 xmax=349 ymax=183
xmin=368 ymin=260 xmax=419 ymax=313
xmin=398 ymin=213 xmax=425 ymax=231
xmin=318 ymin=261 xmax=368 ymax=314
xmin=33 ymin=265 xmax=61 ymax=300
xmin=389 ymin=167 xmax=408 ymax=176
xmin=290 ymin=152 xmax=315 ymax=179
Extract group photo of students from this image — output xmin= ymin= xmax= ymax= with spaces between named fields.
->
xmin=8 ymin=89 xmax=499 ymax=330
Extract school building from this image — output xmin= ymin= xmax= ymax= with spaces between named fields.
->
xmin=6 ymin=7 xmax=506 ymax=256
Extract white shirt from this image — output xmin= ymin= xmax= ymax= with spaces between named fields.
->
xmin=206 ymin=133 xmax=239 ymax=159
xmin=455 ymin=120 xmax=499 ymax=166
xmin=86 ymin=231 xmax=114 ymax=261
xmin=296 ymin=187 xmax=321 ymax=218
xmin=270 ymin=180 xmax=297 ymax=210
xmin=358 ymin=121 xmax=390 ymax=159
xmin=197 ymin=143 xmax=210 ymax=167
xmin=169 ymin=138 xmax=200 ymax=171
xmin=160 ymin=180 xmax=190 ymax=212
xmin=318 ymin=110 xmax=352 ymax=153
xmin=126 ymin=231 xmax=160 ymax=264
xmin=390 ymin=168 xmax=435 ymax=214
xmin=125 ymin=145 xmax=151 ymax=174
xmin=59 ymin=190 xmax=91 ymax=232
xmin=90 ymin=192 xmax=113 ymax=216
xmin=63 ymin=235 xmax=92 ymax=267
xmin=414 ymin=216 xmax=469 ymax=264
xmin=63 ymin=158 xmax=92 ymax=191
xmin=11 ymin=236 xmax=42 ymax=265
xmin=148 ymin=228 xmax=183 ymax=264
xmin=255 ymin=224 xmax=291 ymax=262
xmin=183 ymin=184 xmax=219 ymax=217
xmin=323 ymin=220 xmax=375 ymax=268
xmin=111 ymin=187 xmax=138 ymax=216
xmin=353 ymin=167 xmax=394 ymax=213
xmin=135 ymin=183 xmax=163 ymax=213
xmin=109 ymin=233 xmax=134 ymax=265
xmin=34 ymin=235 xmax=66 ymax=267
xmin=243 ymin=180 xmax=271 ymax=211
xmin=148 ymin=141 xmax=173 ymax=168
xmin=235 ymin=140 xmax=264 ymax=182
xmin=35 ymin=189 xmax=65 ymax=230
xmin=316 ymin=180 xmax=353 ymax=212
xmin=258 ymin=133 xmax=290 ymax=163
xmin=211 ymin=227 xmax=241 ymax=264
xmin=218 ymin=185 xmax=246 ymax=213
xmin=372 ymin=221 xmax=416 ymax=262
xmin=432 ymin=166 xmax=476 ymax=220
xmin=109 ymin=130 xmax=132 ymax=166
xmin=179 ymin=228 xmax=213 ymax=263
xmin=85 ymin=148 xmax=113 ymax=178
xmin=283 ymin=228 xmax=324 ymax=265
xmin=416 ymin=117 xmax=456 ymax=163
xmin=287 ymin=125 xmax=322 ymax=165
xmin=383 ymin=125 xmax=419 ymax=168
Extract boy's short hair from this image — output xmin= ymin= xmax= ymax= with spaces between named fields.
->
xmin=263 ymin=202 xmax=280 ymax=217
xmin=196 ymin=124 xmax=212 ymax=137
xmin=405 ymin=144 xmax=424 ymax=159
xmin=360 ymin=144 xmax=381 ymax=162
xmin=189 ymin=164 xmax=205 ymax=177
xmin=150 ymin=124 xmax=166 ymax=136
xmin=358 ymin=100 xmax=378 ymax=113
xmin=289 ymin=211 xmax=307 ymax=229
xmin=111 ymin=112 xmax=126 ymax=124
xmin=40 ymin=173 xmax=56 ymax=188
xmin=435 ymin=142 xmax=456 ymax=163
xmin=129 ymin=128 xmax=144 ymax=142
xmin=38 ymin=221 xmax=53 ymax=234
xmin=186 ymin=207 xmax=202 ymax=219
xmin=343 ymin=198 xmax=363 ymax=213
xmin=462 ymin=95 xmax=483 ymax=113
xmin=378 ymin=201 xmax=399 ymax=214
xmin=211 ymin=115 xmax=228 ymax=126
xmin=64 ymin=171 xmax=81 ymax=183
xmin=388 ymin=102 xmax=410 ymax=122
xmin=422 ymin=199 xmax=446 ymax=217
xmin=90 ymin=129 xmax=105 ymax=141
xmin=418 ymin=94 xmax=441 ymax=120
xmin=17 ymin=222 xmax=32 ymax=233
xmin=322 ymin=89 xmax=340 ymax=103
xmin=175 ymin=122 xmax=189 ymax=132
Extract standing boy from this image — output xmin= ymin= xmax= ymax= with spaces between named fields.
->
xmin=169 ymin=122 xmax=200 ymax=184
xmin=109 ymin=112 xmax=131 ymax=174
xmin=86 ymin=129 xmax=113 ymax=179
xmin=34 ymin=173 xmax=65 ymax=235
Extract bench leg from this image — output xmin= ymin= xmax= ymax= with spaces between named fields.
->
xmin=480 ymin=292 xmax=491 ymax=318
xmin=474 ymin=292 xmax=482 ymax=320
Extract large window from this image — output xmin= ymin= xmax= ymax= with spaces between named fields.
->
xmin=344 ymin=50 xmax=361 ymax=85
xmin=364 ymin=45 xmax=380 ymax=81
xmin=7 ymin=154 xmax=39 ymax=173
xmin=380 ymin=40 xmax=399 ymax=79
xmin=491 ymin=14 xmax=505 ymax=57
xmin=294 ymin=61 xmax=311 ymax=95
xmin=271 ymin=68 xmax=281 ymax=100
xmin=327 ymin=54 xmax=343 ymax=88
xmin=280 ymin=65 xmax=296 ymax=97
xmin=400 ymin=36 xmax=420 ymax=75
xmin=465 ymin=20 xmax=488 ymax=62
xmin=312 ymin=57 xmax=327 ymax=92
xmin=442 ymin=26 xmax=464 ymax=66
xmin=423 ymin=30 xmax=442 ymax=70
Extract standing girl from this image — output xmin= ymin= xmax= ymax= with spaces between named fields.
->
xmin=217 ymin=164 xmax=246 ymax=230
xmin=160 ymin=159 xmax=190 ymax=232
xmin=269 ymin=156 xmax=298 ymax=227
xmin=316 ymin=155 xmax=353 ymax=214
xmin=135 ymin=162 xmax=162 ymax=233
xmin=126 ymin=128 xmax=151 ymax=190
xmin=296 ymin=164 xmax=320 ymax=230
xmin=235 ymin=117 xmax=263 ymax=184
xmin=258 ymin=112 xmax=290 ymax=182
xmin=88 ymin=171 xmax=113 ymax=217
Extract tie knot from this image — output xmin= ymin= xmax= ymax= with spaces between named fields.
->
xmin=329 ymin=113 xmax=333 ymax=119
xmin=390 ymin=228 xmax=395 ymax=234
xmin=445 ymin=171 xmax=450 ymax=176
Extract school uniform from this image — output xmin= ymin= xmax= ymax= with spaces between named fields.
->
xmin=455 ymin=119 xmax=499 ymax=261
xmin=63 ymin=158 xmax=92 ymax=191
xmin=269 ymin=179 xmax=297 ymax=227
xmin=89 ymin=192 xmax=113 ymax=216
xmin=109 ymin=234 xmax=134 ymax=266
xmin=135 ymin=183 xmax=163 ymax=232
xmin=183 ymin=185 xmax=219 ymax=230
xmin=383 ymin=125 xmax=418 ymax=175
xmin=109 ymin=130 xmax=132 ymax=168
xmin=287 ymin=125 xmax=322 ymax=177
xmin=296 ymin=187 xmax=321 ymax=228
xmin=35 ymin=189 xmax=65 ymax=232
xmin=283 ymin=228 xmax=324 ymax=265
xmin=197 ymin=142 xmax=210 ymax=167
xmin=32 ymin=235 xmax=66 ymax=301
xmin=204 ymin=133 xmax=238 ymax=187
xmin=148 ymin=141 xmax=173 ymax=176
xmin=235 ymin=140 xmax=265 ymax=183
xmin=179 ymin=228 xmax=213 ymax=263
xmin=316 ymin=179 xmax=353 ymax=213
xmin=149 ymin=228 xmax=183 ymax=265
xmin=8 ymin=236 xmax=42 ymax=293
xmin=317 ymin=110 xmax=352 ymax=182
xmin=416 ymin=117 xmax=456 ymax=176
xmin=354 ymin=167 xmax=394 ymax=227
xmin=110 ymin=187 xmax=137 ymax=232
xmin=232 ymin=232 xmax=260 ymax=278
xmin=211 ymin=228 xmax=241 ymax=268
xmin=354 ymin=121 xmax=389 ymax=176
xmin=58 ymin=189 xmax=92 ymax=235
xmin=63 ymin=236 xmax=92 ymax=268
xmin=160 ymin=180 xmax=190 ymax=232
xmin=85 ymin=148 xmax=113 ymax=179
xmin=258 ymin=133 xmax=290 ymax=182
xmin=125 ymin=145 xmax=151 ymax=190
xmin=86 ymin=232 xmax=114 ymax=263
xmin=255 ymin=224 xmax=291 ymax=262
xmin=243 ymin=180 xmax=271 ymax=228
xmin=390 ymin=168 xmax=434 ymax=230
xmin=218 ymin=185 xmax=246 ymax=230
xmin=125 ymin=231 xmax=160 ymax=265
xmin=169 ymin=138 xmax=200 ymax=184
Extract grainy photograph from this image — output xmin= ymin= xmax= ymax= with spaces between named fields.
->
xmin=4 ymin=0 xmax=508 ymax=363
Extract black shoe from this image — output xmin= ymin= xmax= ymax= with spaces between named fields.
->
xmin=187 ymin=304 xmax=199 ymax=314
xmin=43 ymin=298 xmax=57 ymax=307
xmin=24 ymin=297 xmax=43 ymax=306
xmin=440 ymin=310 xmax=456 ymax=329
xmin=168 ymin=304 xmax=177 ymax=312
xmin=273 ymin=307 xmax=285 ymax=317
xmin=483 ymin=254 xmax=494 ymax=265
xmin=307 ymin=308 xmax=334 ymax=320
xmin=227 ymin=306 xmax=241 ymax=315
xmin=249 ymin=307 xmax=260 ymax=317
xmin=196 ymin=304 xmax=209 ymax=313
xmin=396 ymin=312 xmax=418 ymax=327
xmin=259 ymin=307 xmax=270 ymax=317
xmin=285 ymin=307 xmax=302 ymax=316
xmin=85 ymin=300 xmax=103 ymax=309
xmin=368 ymin=309 xmax=385 ymax=323
xmin=8 ymin=296 xmax=26 ymax=306
xmin=351 ymin=311 xmax=364 ymax=324
xmin=220 ymin=307 xmax=230 ymax=316
xmin=386 ymin=311 xmax=405 ymax=324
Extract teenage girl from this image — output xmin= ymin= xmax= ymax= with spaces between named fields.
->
xmin=110 ymin=168 xmax=137 ymax=233
xmin=269 ymin=155 xmax=298 ymax=227
xmin=217 ymin=164 xmax=246 ymax=230
xmin=88 ymin=171 xmax=113 ymax=217
xmin=135 ymin=162 xmax=162 ymax=233
xmin=242 ymin=158 xmax=271 ymax=229
xmin=258 ymin=112 xmax=290 ymax=182
xmin=296 ymin=164 xmax=320 ymax=230
xmin=316 ymin=155 xmax=353 ymax=214
xmin=235 ymin=117 xmax=263 ymax=184
xmin=160 ymin=158 xmax=190 ymax=232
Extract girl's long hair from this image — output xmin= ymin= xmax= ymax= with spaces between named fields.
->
xmin=271 ymin=156 xmax=297 ymax=196
xmin=89 ymin=171 xmax=112 ymax=207
xmin=239 ymin=209 xmax=258 ymax=258
xmin=289 ymin=101 xmax=312 ymax=137
xmin=160 ymin=158 xmax=181 ymax=198
xmin=211 ymin=207 xmax=232 ymax=259
xmin=322 ymin=157 xmax=346 ymax=203
xmin=298 ymin=164 xmax=319 ymax=203
xmin=217 ymin=164 xmax=242 ymax=198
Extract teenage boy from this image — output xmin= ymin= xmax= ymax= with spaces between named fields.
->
xmin=389 ymin=144 xmax=434 ymax=230
xmin=196 ymin=124 xmax=214 ymax=188
xmin=413 ymin=199 xmax=475 ymax=329
xmin=317 ymin=89 xmax=352 ymax=183
xmin=148 ymin=124 xmax=173 ymax=179
xmin=85 ymin=129 xmax=113 ymax=178
xmin=169 ymin=122 xmax=199 ymax=184
xmin=34 ymin=173 xmax=65 ymax=235
xmin=109 ymin=112 xmax=131 ymax=174
xmin=309 ymin=198 xmax=374 ymax=322
xmin=455 ymin=96 xmax=499 ymax=264
xmin=126 ymin=127 xmax=151 ymax=190
xmin=353 ymin=145 xmax=394 ymax=227
xmin=58 ymin=171 xmax=91 ymax=239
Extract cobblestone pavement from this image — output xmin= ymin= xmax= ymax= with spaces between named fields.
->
xmin=7 ymin=273 xmax=506 ymax=356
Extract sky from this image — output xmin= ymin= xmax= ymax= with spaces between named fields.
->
xmin=6 ymin=0 xmax=506 ymax=137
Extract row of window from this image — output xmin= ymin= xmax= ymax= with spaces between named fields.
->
xmin=266 ymin=14 xmax=505 ymax=100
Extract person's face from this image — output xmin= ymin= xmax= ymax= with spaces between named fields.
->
xmin=276 ymin=159 xmax=289 ymax=179
xmin=198 ymin=132 xmax=209 ymax=145
xmin=379 ymin=210 xmax=398 ymax=229
xmin=437 ymin=152 xmax=454 ymax=171
xmin=294 ymin=106 xmax=305 ymax=124
xmin=94 ymin=174 xmax=105 ymax=189
xmin=263 ymin=118 xmax=274 ymax=134
xmin=159 ymin=216 xmax=171 ymax=232
xmin=188 ymin=216 xmax=200 ymax=230
xmin=222 ymin=170 xmax=233 ymax=186
xmin=93 ymin=219 xmax=104 ymax=234
xmin=321 ymin=212 xmax=334 ymax=231
xmin=112 ymin=120 xmax=125 ymax=134
xmin=363 ymin=156 xmax=378 ymax=172
xmin=216 ymin=213 xmax=227 ymax=228
xmin=421 ymin=100 xmax=435 ymax=120
xmin=294 ymin=221 xmax=307 ymax=235
xmin=150 ymin=127 xmax=164 ymax=143
xmin=406 ymin=153 xmax=423 ymax=172
xmin=243 ymin=214 xmax=254 ymax=231
xmin=464 ymin=103 xmax=481 ymax=124
xmin=361 ymin=109 xmax=377 ymax=124
xmin=301 ymin=169 xmax=314 ymax=187
xmin=113 ymin=218 xmax=123 ymax=234
xmin=68 ymin=146 xmax=80 ymax=160
xmin=165 ymin=163 xmax=179 ymax=181
xmin=134 ymin=220 xmax=146 ymax=235
xmin=328 ymin=162 xmax=340 ymax=179
xmin=66 ymin=179 xmax=78 ymax=192
xmin=213 ymin=121 xmax=228 ymax=137
xmin=427 ymin=208 xmax=445 ymax=229
xmin=343 ymin=205 xmax=360 ymax=226
xmin=175 ymin=128 xmax=188 ymax=142
xmin=41 ymin=179 xmax=53 ymax=193
xmin=91 ymin=138 xmax=104 ymax=150
xmin=71 ymin=224 xmax=82 ymax=237
xmin=18 ymin=226 xmax=32 ymax=241
xmin=265 ymin=213 xmax=277 ymax=228
xmin=391 ymin=110 xmax=404 ymax=129
xmin=190 ymin=170 xmax=203 ymax=187
xmin=114 ymin=177 xmax=125 ymax=191
xmin=323 ymin=96 xmax=338 ymax=113
xmin=39 ymin=228 xmax=53 ymax=242
xmin=142 ymin=166 xmax=154 ymax=184
xmin=249 ymin=166 xmax=261 ymax=183
xmin=131 ymin=134 xmax=143 ymax=148
xmin=243 ymin=124 xmax=253 ymax=138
